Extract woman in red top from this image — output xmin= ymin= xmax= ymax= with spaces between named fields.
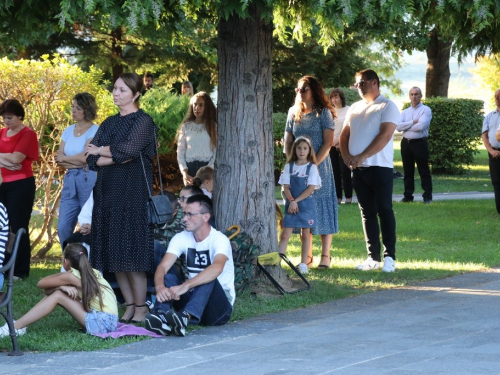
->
xmin=0 ymin=99 xmax=39 ymax=279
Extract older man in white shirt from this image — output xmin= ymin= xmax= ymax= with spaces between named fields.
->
xmin=397 ymin=87 xmax=433 ymax=203
xmin=482 ymin=89 xmax=500 ymax=215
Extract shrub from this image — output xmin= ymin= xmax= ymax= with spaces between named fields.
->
xmin=141 ymin=89 xmax=190 ymax=154
xmin=0 ymin=55 xmax=115 ymax=256
xmin=402 ymin=97 xmax=483 ymax=174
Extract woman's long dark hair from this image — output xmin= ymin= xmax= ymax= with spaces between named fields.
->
xmin=293 ymin=76 xmax=336 ymax=122
xmin=64 ymin=243 xmax=105 ymax=312
xmin=178 ymin=92 xmax=217 ymax=149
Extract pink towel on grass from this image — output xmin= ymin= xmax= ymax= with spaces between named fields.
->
xmin=92 ymin=322 xmax=164 ymax=339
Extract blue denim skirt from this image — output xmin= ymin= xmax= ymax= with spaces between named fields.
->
xmin=85 ymin=310 xmax=118 ymax=334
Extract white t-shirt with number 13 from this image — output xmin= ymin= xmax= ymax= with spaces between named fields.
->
xmin=167 ymin=227 xmax=235 ymax=305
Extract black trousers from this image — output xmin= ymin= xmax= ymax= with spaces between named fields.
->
xmin=0 ymin=177 xmax=36 ymax=278
xmin=401 ymin=137 xmax=432 ymax=200
xmin=329 ymin=147 xmax=353 ymax=199
xmin=488 ymin=151 xmax=500 ymax=214
xmin=352 ymin=167 xmax=396 ymax=261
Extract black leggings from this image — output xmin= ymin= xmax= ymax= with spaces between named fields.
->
xmin=0 ymin=177 xmax=36 ymax=278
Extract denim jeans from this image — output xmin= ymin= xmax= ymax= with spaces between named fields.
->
xmin=154 ymin=240 xmax=166 ymax=269
xmin=154 ymin=265 xmax=233 ymax=326
xmin=352 ymin=166 xmax=396 ymax=261
xmin=58 ymin=168 xmax=96 ymax=250
xmin=0 ymin=272 xmax=3 ymax=290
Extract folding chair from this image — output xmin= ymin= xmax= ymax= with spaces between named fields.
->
xmin=257 ymin=252 xmax=310 ymax=295
xmin=0 ymin=228 xmax=25 ymax=356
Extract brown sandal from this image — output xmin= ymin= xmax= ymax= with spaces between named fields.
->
xmin=306 ymin=255 xmax=314 ymax=268
xmin=317 ymin=255 xmax=331 ymax=269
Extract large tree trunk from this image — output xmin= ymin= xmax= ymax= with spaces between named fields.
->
xmin=215 ymin=5 xmax=277 ymax=254
xmin=111 ymin=27 xmax=124 ymax=82
xmin=425 ymin=27 xmax=452 ymax=97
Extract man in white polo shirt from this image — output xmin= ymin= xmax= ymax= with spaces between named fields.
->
xmin=339 ymin=69 xmax=400 ymax=272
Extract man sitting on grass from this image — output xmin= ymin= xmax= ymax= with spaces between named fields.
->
xmin=145 ymin=194 xmax=235 ymax=337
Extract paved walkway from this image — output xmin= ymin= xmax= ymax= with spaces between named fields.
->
xmin=277 ymin=191 xmax=494 ymax=205
xmin=2 ymin=268 xmax=500 ymax=374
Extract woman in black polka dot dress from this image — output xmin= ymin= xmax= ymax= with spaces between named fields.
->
xmin=86 ymin=73 xmax=157 ymax=323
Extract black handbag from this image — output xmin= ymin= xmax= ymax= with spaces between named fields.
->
xmin=139 ymin=133 xmax=174 ymax=227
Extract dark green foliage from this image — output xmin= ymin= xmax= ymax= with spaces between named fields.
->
xmin=273 ymin=112 xmax=288 ymax=178
xmin=324 ymin=87 xmax=361 ymax=106
xmin=403 ymin=98 xmax=483 ymax=174
xmin=141 ymin=89 xmax=190 ymax=154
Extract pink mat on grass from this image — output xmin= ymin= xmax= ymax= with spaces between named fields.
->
xmin=92 ymin=322 xmax=164 ymax=338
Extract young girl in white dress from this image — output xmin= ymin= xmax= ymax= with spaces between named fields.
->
xmin=176 ymin=92 xmax=217 ymax=185
xmin=278 ymin=136 xmax=321 ymax=274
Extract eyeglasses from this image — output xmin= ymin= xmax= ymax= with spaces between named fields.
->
xmin=352 ymin=79 xmax=374 ymax=89
xmin=295 ymin=87 xmax=311 ymax=94
xmin=178 ymin=195 xmax=190 ymax=202
xmin=183 ymin=212 xmax=206 ymax=219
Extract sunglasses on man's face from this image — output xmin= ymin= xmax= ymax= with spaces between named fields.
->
xmin=295 ymin=87 xmax=311 ymax=94
xmin=353 ymin=79 xmax=374 ymax=89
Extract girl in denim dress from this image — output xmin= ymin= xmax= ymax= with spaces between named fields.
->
xmin=278 ymin=136 xmax=321 ymax=275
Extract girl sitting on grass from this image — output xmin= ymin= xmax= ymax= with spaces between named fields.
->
xmin=278 ymin=136 xmax=321 ymax=275
xmin=0 ymin=243 xmax=118 ymax=338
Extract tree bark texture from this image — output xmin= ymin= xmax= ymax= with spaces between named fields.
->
xmin=425 ymin=27 xmax=452 ymax=98
xmin=111 ymin=27 xmax=124 ymax=82
xmin=216 ymin=4 xmax=277 ymax=254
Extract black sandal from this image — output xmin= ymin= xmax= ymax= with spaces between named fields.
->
xmin=119 ymin=303 xmax=135 ymax=324
xmin=317 ymin=255 xmax=332 ymax=269
xmin=131 ymin=304 xmax=149 ymax=324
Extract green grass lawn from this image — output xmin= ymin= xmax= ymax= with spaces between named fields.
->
xmin=2 ymin=199 xmax=499 ymax=352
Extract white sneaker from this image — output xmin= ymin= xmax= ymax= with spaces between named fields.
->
xmin=297 ymin=263 xmax=309 ymax=275
xmin=382 ymin=257 xmax=395 ymax=272
xmin=0 ymin=321 xmax=26 ymax=338
xmin=355 ymin=257 xmax=380 ymax=271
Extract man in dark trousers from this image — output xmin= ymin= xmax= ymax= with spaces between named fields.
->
xmin=397 ymin=87 xmax=433 ymax=203
xmin=482 ymin=89 xmax=500 ymax=215
xmin=340 ymin=69 xmax=400 ymax=273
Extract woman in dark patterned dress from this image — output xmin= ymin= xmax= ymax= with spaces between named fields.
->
xmin=86 ymin=73 xmax=157 ymax=323
xmin=284 ymin=76 xmax=338 ymax=269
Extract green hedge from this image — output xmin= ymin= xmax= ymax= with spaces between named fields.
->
xmin=403 ymin=98 xmax=483 ymax=174
xmin=141 ymin=89 xmax=190 ymax=154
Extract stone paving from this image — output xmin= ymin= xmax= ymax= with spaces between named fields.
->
xmin=2 ymin=268 xmax=500 ymax=374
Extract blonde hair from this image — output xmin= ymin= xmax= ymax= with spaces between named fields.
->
xmin=193 ymin=166 xmax=214 ymax=185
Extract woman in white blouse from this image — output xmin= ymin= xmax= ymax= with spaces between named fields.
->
xmin=176 ymin=92 xmax=217 ymax=185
